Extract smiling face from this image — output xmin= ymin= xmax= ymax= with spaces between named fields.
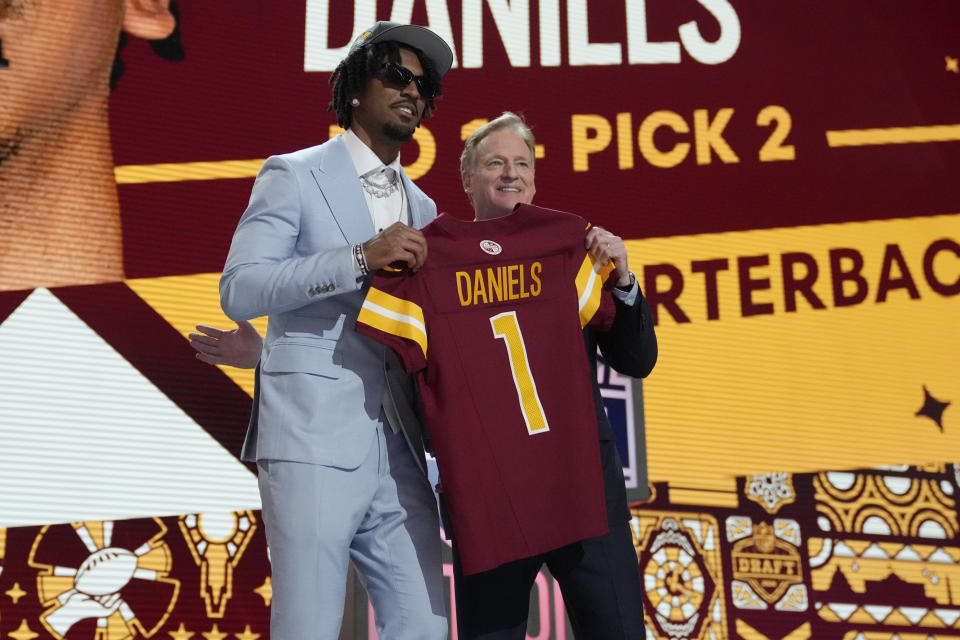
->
xmin=351 ymin=47 xmax=426 ymax=151
xmin=462 ymin=128 xmax=536 ymax=221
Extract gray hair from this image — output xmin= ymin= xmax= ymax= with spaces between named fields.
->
xmin=459 ymin=112 xmax=536 ymax=175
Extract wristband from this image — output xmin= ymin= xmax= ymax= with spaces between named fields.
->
xmin=354 ymin=244 xmax=370 ymax=276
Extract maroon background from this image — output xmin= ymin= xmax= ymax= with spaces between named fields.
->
xmin=110 ymin=1 xmax=960 ymax=279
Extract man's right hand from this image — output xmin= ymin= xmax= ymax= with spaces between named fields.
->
xmin=362 ymin=222 xmax=428 ymax=272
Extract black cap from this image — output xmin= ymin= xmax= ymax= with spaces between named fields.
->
xmin=348 ymin=21 xmax=454 ymax=77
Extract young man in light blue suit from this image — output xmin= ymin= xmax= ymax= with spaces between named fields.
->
xmin=219 ymin=22 xmax=454 ymax=640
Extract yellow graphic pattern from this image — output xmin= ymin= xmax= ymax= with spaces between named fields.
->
xmin=624 ymin=214 xmax=960 ymax=502
xmin=819 ymin=602 xmax=960 ymax=628
xmin=809 ymin=539 xmax=960 ymax=605
xmin=839 ymin=633 xmax=960 ymax=640
xmin=28 ymin=520 xmax=179 ymax=640
xmin=179 ymin=511 xmax=258 ymax=618
xmin=745 ymin=474 xmax=796 ymax=514
xmin=731 ymin=523 xmax=802 ymax=604
xmin=826 ymin=124 xmax=960 ymax=147
xmin=735 ymin=620 xmax=811 ymax=640
xmin=810 ymin=468 xmax=960 ymax=637
xmin=633 ymin=510 xmax=727 ymax=640
xmin=9 ymin=619 xmax=39 ymax=640
xmin=814 ymin=472 xmax=958 ymax=538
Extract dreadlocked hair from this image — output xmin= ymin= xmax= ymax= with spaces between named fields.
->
xmin=327 ymin=40 xmax=443 ymax=129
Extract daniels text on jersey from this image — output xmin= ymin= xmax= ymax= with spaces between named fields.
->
xmin=456 ymin=262 xmax=543 ymax=306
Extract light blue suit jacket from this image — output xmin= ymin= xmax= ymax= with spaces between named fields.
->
xmin=220 ymin=136 xmax=436 ymax=473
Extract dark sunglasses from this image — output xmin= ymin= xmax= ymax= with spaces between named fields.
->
xmin=380 ymin=62 xmax=436 ymax=99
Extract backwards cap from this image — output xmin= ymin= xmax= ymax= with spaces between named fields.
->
xmin=348 ymin=21 xmax=454 ymax=77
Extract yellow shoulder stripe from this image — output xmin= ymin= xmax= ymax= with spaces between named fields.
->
xmin=575 ymin=254 xmax=615 ymax=328
xmin=358 ymin=287 xmax=428 ymax=359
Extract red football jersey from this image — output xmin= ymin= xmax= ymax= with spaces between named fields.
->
xmin=356 ymin=204 xmax=616 ymax=575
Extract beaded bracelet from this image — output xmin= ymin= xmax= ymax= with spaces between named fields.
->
xmin=354 ymin=244 xmax=370 ymax=276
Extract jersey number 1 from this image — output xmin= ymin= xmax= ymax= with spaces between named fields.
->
xmin=490 ymin=311 xmax=550 ymax=435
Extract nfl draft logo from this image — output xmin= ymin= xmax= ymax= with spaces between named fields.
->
xmin=480 ymin=240 xmax=502 ymax=255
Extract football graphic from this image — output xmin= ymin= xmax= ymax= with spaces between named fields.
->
xmin=74 ymin=547 xmax=138 ymax=596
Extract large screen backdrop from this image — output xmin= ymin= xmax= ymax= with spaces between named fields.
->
xmin=1 ymin=2 xmax=959 ymax=639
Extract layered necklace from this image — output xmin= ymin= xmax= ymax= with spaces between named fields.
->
xmin=360 ymin=166 xmax=399 ymax=198
xmin=360 ymin=166 xmax=406 ymax=231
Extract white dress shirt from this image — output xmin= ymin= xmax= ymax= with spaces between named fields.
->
xmin=342 ymin=129 xmax=410 ymax=233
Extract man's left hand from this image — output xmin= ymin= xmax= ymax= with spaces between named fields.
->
xmin=189 ymin=321 xmax=263 ymax=369
xmin=585 ymin=226 xmax=632 ymax=287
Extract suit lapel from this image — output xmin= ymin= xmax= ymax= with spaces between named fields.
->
xmin=309 ymin=137 xmax=374 ymax=246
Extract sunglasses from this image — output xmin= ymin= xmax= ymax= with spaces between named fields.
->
xmin=380 ymin=62 xmax=436 ymax=99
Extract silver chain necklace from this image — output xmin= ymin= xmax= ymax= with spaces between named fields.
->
xmin=359 ymin=170 xmax=399 ymax=199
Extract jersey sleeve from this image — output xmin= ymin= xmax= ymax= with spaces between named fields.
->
xmin=574 ymin=235 xmax=617 ymax=332
xmin=355 ymin=268 xmax=429 ymax=373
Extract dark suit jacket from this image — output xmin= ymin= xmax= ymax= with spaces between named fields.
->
xmin=585 ymin=285 xmax=658 ymax=526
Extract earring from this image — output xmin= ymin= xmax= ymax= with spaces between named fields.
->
xmin=351 ymin=98 xmax=360 ymax=107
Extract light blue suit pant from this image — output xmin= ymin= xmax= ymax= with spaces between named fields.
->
xmin=258 ymin=423 xmax=447 ymax=639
